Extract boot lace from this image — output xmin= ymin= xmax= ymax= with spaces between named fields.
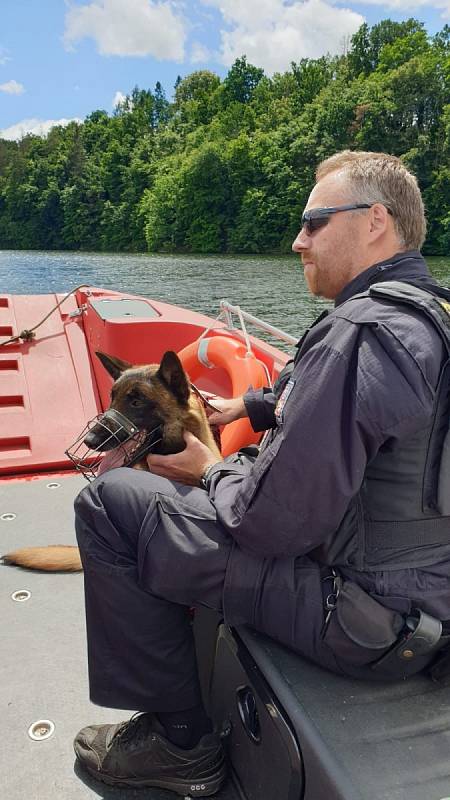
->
xmin=111 ymin=712 xmax=154 ymax=748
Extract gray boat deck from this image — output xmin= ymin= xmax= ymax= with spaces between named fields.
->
xmin=1 ymin=474 xmax=239 ymax=800
xmin=5 ymin=474 xmax=450 ymax=800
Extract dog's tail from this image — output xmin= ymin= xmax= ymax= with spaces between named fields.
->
xmin=2 ymin=545 xmax=83 ymax=572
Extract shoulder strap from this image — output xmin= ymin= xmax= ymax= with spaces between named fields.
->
xmin=350 ymin=280 xmax=450 ymax=355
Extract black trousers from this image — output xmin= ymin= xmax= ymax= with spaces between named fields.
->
xmin=75 ymin=467 xmax=344 ymax=712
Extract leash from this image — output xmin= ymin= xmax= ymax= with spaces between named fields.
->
xmin=189 ymin=382 xmax=222 ymax=451
xmin=189 ymin=382 xmax=222 ymax=412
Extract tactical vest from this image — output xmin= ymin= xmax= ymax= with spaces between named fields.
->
xmin=308 ymin=281 xmax=450 ymax=572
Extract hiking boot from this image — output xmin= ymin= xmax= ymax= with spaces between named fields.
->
xmin=73 ymin=712 xmax=226 ymax=797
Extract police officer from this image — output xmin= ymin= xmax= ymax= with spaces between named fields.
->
xmin=73 ymin=151 xmax=450 ymax=797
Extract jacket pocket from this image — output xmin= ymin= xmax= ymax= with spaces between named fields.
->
xmin=323 ymin=581 xmax=404 ymax=667
xmin=138 ymin=492 xmax=230 ymax=607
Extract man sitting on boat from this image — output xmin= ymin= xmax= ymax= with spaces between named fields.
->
xmin=73 ymin=150 xmax=450 ymax=797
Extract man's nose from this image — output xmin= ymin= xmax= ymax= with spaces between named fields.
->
xmin=292 ymin=227 xmax=309 ymax=252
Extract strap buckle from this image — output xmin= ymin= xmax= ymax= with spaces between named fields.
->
xmin=322 ymin=568 xmax=343 ymax=629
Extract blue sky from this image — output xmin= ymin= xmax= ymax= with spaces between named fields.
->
xmin=0 ymin=0 xmax=447 ymax=140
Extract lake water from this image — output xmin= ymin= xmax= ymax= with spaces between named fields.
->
xmin=1 ymin=251 xmax=449 ymax=349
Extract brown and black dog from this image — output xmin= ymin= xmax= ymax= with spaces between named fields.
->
xmin=3 ymin=350 xmax=221 ymax=572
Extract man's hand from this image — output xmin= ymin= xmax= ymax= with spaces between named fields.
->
xmin=146 ymin=431 xmax=221 ymax=486
xmin=206 ymin=395 xmax=248 ymax=426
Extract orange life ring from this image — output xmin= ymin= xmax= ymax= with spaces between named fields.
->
xmin=178 ymin=335 xmax=268 ymax=456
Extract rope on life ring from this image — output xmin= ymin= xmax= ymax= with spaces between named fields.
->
xmin=178 ymin=335 xmax=268 ymax=456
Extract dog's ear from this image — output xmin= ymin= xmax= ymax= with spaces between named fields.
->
xmin=157 ymin=351 xmax=190 ymax=405
xmin=96 ymin=352 xmax=133 ymax=381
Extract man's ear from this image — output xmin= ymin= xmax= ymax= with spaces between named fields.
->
xmin=157 ymin=351 xmax=190 ymax=405
xmin=369 ymin=203 xmax=391 ymax=238
xmin=96 ymin=352 xmax=133 ymax=380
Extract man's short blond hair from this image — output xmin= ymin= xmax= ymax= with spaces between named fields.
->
xmin=316 ymin=150 xmax=426 ymax=250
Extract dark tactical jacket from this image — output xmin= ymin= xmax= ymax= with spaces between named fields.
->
xmin=207 ymin=251 xmax=450 ymax=620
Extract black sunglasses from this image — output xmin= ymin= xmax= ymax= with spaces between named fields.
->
xmin=301 ymin=203 xmax=392 ymax=235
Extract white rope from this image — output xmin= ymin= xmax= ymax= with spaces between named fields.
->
xmin=234 ymin=305 xmax=253 ymax=356
xmin=198 ymin=304 xmax=253 ymax=353
xmin=197 ymin=308 xmax=229 ymax=341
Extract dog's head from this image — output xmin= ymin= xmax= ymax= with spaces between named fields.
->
xmin=84 ymin=350 xmax=191 ymax=454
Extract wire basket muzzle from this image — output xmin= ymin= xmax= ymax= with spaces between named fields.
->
xmin=65 ymin=410 xmax=150 ymax=481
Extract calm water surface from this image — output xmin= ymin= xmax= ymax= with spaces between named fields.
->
xmin=1 ymin=251 xmax=449 ymax=349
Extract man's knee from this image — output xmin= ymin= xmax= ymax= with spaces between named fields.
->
xmin=74 ymin=468 xmax=219 ymax=572
xmin=75 ymin=469 xmax=162 ymax=564
xmin=76 ymin=468 xmax=171 ymax=528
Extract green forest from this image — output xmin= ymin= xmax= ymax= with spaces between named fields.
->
xmin=0 ymin=19 xmax=449 ymax=255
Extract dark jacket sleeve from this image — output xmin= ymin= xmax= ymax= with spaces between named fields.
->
xmin=244 ymin=387 xmax=276 ymax=432
xmin=244 ymin=358 xmax=296 ymax=432
xmin=208 ymin=319 xmax=436 ymax=558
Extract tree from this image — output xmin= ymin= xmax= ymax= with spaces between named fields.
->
xmin=172 ymin=71 xmax=221 ymax=128
xmin=153 ymin=82 xmax=169 ymax=128
xmin=348 ymin=19 xmax=426 ymax=76
xmin=290 ymin=57 xmax=334 ymax=110
xmin=223 ymin=57 xmax=265 ymax=104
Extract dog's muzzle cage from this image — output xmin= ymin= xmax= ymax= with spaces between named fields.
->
xmin=65 ymin=409 xmax=161 ymax=481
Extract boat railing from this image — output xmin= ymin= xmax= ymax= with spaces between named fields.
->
xmin=219 ymin=300 xmax=297 ymax=348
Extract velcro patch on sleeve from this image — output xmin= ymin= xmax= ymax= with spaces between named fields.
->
xmin=275 ymin=378 xmax=296 ymax=426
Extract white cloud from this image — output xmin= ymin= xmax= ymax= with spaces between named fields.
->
xmin=345 ymin=0 xmax=450 ymax=18
xmin=112 ymin=90 xmax=127 ymax=108
xmin=190 ymin=41 xmax=212 ymax=63
xmin=64 ymin=0 xmax=187 ymax=60
xmin=202 ymin=0 xmax=364 ymax=72
xmin=0 ymin=79 xmax=24 ymax=95
xmin=0 ymin=117 xmax=81 ymax=141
